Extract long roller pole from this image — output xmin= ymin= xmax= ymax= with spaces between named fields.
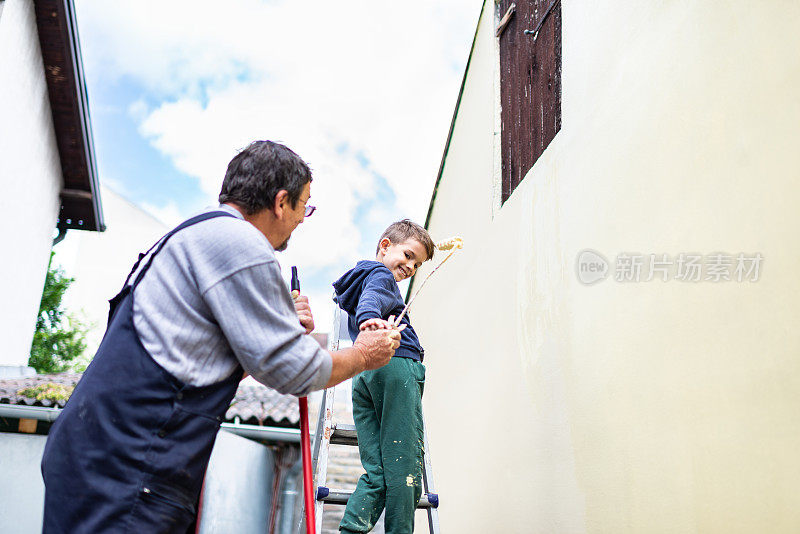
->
xmin=298 ymin=396 xmax=316 ymax=534
xmin=291 ymin=266 xmax=316 ymax=534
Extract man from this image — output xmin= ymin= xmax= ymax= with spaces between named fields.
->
xmin=40 ymin=141 xmax=401 ymax=533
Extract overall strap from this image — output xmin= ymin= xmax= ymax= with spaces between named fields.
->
xmin=129 ymin=210 xmax=238 ymax=290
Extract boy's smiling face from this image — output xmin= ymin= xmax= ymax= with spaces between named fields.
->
xmin=377 ymin=238 xmax=429 ymax=282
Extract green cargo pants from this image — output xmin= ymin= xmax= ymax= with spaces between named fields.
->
xmin=339 ymin=356 xmax=426 ymax=534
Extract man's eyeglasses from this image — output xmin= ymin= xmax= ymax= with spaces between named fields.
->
xmin=304 ymin=205 xmax=316 ymax=217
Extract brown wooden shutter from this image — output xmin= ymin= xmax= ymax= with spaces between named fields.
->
xmin=498 ymin=0 xmax=562 ymax=204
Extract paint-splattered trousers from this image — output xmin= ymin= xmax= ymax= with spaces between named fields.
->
xmin=340 ymin=356 xmax=426 ymax=534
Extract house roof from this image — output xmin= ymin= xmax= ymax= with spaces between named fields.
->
xmin=0 ymin=373 xmax=299 ymax=427
xmin=226 ymin=382 xmax=299 ymax=427
xmin=33 ymin=0 xmax=104 ymax=232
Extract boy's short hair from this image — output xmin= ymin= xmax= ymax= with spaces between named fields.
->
xmin=376 ymin=219 xmax=435 ymax=261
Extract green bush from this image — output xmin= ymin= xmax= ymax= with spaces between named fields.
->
xmin=17 ymin=383 xmax=75 ymax=402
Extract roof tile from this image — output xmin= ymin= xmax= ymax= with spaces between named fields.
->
xmin=0 ymin=373 xmax=298 ymax=427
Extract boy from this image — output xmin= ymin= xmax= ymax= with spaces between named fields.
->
xmin=333 ymin=219 xmax=435 ymax=534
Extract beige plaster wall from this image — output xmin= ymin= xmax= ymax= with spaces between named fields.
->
xmin=412 ymin=1 xmax=800 ymax=532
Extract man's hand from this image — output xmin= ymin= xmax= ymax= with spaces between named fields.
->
xmin=293 ymin=294 xmax=314 ymax=334
xmin=353 ymin=328 xmax=402 ymax=370
xmin=324 ymin=316 xmax=405 ymax=388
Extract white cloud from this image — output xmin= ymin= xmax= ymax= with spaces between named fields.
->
xmin=140 ymin=200 xmax=184 ymax=227
xmin=75 ymin=0 xmax=478 ymax=331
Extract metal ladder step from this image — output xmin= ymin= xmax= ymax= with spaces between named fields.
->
xmin=316 ymin=487 xmax=439 ymax=509
xmin=329 ymin=423 xmax=358 ymax=446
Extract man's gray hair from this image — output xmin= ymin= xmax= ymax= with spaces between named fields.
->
xmin=219 ymin=140 xmax=312 ymax=215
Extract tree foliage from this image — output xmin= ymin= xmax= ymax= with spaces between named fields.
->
xmin=29 ymin=253 xmax=87 ymax=373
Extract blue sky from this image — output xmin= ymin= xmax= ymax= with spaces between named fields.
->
xmin=69 ymin=0 xmax=479 ymax=331
xmin=86 ymin=77 xmax=208 ymax=211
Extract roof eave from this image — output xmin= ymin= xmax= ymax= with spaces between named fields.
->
xmin=34 ymin=0 xmax=104 ymax=232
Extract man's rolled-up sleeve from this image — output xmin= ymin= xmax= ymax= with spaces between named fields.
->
xmin=202 ymin=261 xmax=332 ymax=396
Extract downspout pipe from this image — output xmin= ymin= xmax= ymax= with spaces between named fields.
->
xmin=52 ymin=227 xmax=68 ymax=246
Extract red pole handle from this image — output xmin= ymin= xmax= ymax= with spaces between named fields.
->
xmin=299 ymin=396 xmax=316 ymax=534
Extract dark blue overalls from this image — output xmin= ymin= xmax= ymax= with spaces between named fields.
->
xmin=41 ymin=211 xmax=242 ymax=533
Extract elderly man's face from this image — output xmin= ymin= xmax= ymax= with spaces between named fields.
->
xmin=275 ymin=182 xmax=312 ymax=251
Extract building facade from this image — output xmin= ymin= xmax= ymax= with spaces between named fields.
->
xmin=410 ymin=1 xmax=800 ymax=532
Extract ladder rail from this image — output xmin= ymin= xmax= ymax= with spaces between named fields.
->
xmin=298 ymin=303 xmax=341 ymax=534
xmin=311 ymin=388 xmax=335 ymax=534
xmin=312 ymin=302 xmax=342 ymax=533
xmin=421 ymin=406 xmax=441 ymax=534
xmin=311 ymin=305 xmax=340 ymax=475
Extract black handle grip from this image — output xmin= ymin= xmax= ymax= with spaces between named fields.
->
xmin=290 ymin=266 xmax=300 ymax=293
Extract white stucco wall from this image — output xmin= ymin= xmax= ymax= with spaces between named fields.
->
xmin=199 ymin=430 xmax=276 ymax=533
xmin=0 ymin=433 xmax=48 ymax=533
xmin=56 ymin=186 xmax=169 ymax=356
xmin=0 ymin=427 xmax=284 ymax=533
xmin=0 ymin=0 xmax=63 ymax=370
xmin=413 ymin=1 xmax=800 ymax=533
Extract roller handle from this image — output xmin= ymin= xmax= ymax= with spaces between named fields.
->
xmin=291 ymin=266 xmax=300 ymax=300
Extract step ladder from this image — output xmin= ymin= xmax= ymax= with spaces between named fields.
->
xmin=303 ymin=304 xmax=440 ymax=534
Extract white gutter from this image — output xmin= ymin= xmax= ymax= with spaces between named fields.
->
xmin=220 ymin=423 xmax=300 ymax=444
xmin=0 ymin=404 xmax=300 ymax=444
xmin=0 ymin=404 xmax=62 ymax=422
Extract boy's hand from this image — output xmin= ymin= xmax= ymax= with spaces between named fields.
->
xmin=359 ymin=318 xmax=386 ymax=331
xmin=359 ymin=315 xmax=408 ymax=332
xmin=359 ymin=318 xmax=392 ymax=331
xmin=293 ymin=294 xmax=315 ymax=334
xmin=353 ymin=329 xmax=402 ymax=370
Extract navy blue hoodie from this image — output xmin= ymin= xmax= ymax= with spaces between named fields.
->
xmin=333 ymin=260 xmax=424 ymax=362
